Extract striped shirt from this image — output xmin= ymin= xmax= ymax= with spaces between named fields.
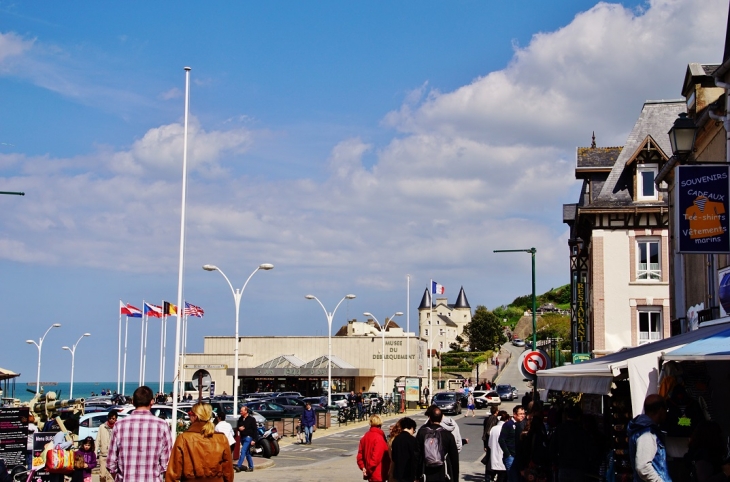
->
xmin=106 ymin=409 xmax=172 ymax=482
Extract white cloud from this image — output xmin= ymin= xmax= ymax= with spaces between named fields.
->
xmin=159 ymin=87 xmax=182 ymax=100
xmin=0 ymin=32 xmax=34 ymax=64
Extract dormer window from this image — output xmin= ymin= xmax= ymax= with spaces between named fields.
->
xmin=637 ymin=165 xmax=658 ymax=200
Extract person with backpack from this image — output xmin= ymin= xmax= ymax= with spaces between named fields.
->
xmin=415 ymin=406 xmax=459 ymax=482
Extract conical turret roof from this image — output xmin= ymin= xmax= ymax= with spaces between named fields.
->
xmin=454 ymin=286 xmax=470 ymax=309
xmin=418 ymin=288 xmax=432 ymax=310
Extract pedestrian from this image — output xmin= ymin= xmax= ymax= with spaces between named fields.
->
xmin=387 ymin=419 xmax=403 ymax=481
xmin=683 ymin=421 xmax=730 ymax=482
xmin=165 ymin=403 xmax=233 ymax=482
xmin=423 ymin=386 xmax=430 ymax=405
xmin=73 ymin=437 xmax=97 ymax=482
xmin=483 ymin=405 xmax=499 ymax=478
xmin=301 ymin=402 xmax=316 ymax=444
xmin=549 ymin=405 xmax=592 ymax=482
xmin=95 ymin=410 xmax=118 ymax=482
xmin=356 ymin=414 xmax=391 ymax=482
xmin=356 ymin=391 xmax=364 ymax=419
xmin=415 ymin=406 xmax=460 ymax=482
xmin=107 ymin=386 xmax=172 ymax=482
xmin=234 ymin=406 xmax=257 ymax=472
xmin=627 ymin=394 xmax=671 ymax=482
xmin=498 ymin=405 xmax=525 ymax=482
xmin=24 ymin=414 xmax=38 ymax=470
xmin=466 ymin=392 xmax=476 ymax=417
xmin=213 ymin=412 xmax=236 ymax=456
xmin=488 ymin=411 xmax=510 ymax=482
xmin=390 ymin=417 xmax=418 ymax=482
xmin=521 ymin=391 xmax=533 ymax=409
xmin=519 ymin=410 xmax=549 ymax=481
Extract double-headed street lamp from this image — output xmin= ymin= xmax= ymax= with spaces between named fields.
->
xmin=203 ymin=263 xmax=274 ymax=412
xmin=62 ymin=333 xmax=91 ymax=399
xmin=305 ymin=294 xmax=356 ymax=407
xmin=363 ymin=312 xmax=403 ymax=397
xmin=26 ymin=323 xmax=62 ymax=396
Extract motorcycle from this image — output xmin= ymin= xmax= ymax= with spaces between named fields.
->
xmin=249 ymin=425 xmax=279 ymax=458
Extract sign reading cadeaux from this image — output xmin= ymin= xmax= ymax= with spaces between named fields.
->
xmin=676 ymin=165 xmax=730 ymax=253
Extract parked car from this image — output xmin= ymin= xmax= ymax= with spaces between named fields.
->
xmin=511 ymin=387 xmax=519 ymax=399
xmin=361 ymin=392 xmax=380 ymax=407
xmin=78 ymin=412 xmax=128 ymax=440
xmin=496 ymin=385 xmax=515 ymax=401
xmin=243 ymin=401 xmax=298 ymax=421
xmin=118 ymin=405 xmax=190 ymax=430
xmin=512 ymin=338 xmax=525 ymax=347
xmin=302 ymin=396 xmax=327 ymax=408
xmin=431 ymin=392 xmax=462 ymax=415
xmin=472 ymin=390 xmax=501 ymax=408
xmin=263 ymin=397 xmax=307 ymax=414
xmin=273 ymin=392 xmax=302 ymax=398
xmin=329 ymin=393 xmax=350 ymax=408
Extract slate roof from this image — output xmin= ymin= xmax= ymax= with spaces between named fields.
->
xmin=418 ymin=287 xmax=471 ymax=310
xmin=593 ymin=100 xmax=684 ymax=206
xmin=436 ymin=314 xmax=458 ymax=327
xmin=418 ymin=289 xmax=431 ymax=310
xmin=453 ymin=287 xmax=470 ymax=309
xmin=576 ymin=146 xmax=622 ymax=169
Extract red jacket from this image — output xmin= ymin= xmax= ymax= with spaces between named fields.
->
xmin=357 ymin=426 xmax=391 ymax=482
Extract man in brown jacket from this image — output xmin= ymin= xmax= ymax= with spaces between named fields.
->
xmin=95 ymin=410 xmax=118 ymax=482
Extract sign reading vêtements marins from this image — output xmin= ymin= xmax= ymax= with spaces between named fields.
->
xmin=676 ymin=165 xmax=730 ymax=253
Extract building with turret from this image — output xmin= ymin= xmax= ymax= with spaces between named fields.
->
xmin=418 ymin=287 xmax=472 ymax=352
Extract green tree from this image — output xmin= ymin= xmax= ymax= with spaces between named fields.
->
xmin=463 ymin=305 xmax=506 ymax=351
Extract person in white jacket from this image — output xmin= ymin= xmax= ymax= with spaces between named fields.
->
xmin=214 ymin=412 xmax=236 ymax=456
xmin=488 ymin=411 xmax=510 ymax=482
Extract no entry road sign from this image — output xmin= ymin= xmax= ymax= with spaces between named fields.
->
xmin=518 ymin=349 xmax=551 ymax=380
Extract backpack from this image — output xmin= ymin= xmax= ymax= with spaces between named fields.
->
xmin=423 ymin=426 xmax=445 ymax=467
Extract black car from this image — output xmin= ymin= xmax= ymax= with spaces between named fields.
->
xmin=431 ymin=392 xmax=462 ymax=415
xmin=243 ymin=400 xmax=298 ymax=420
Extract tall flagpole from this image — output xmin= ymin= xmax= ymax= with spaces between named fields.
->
xmin=181 ymin=312 xmax=188 ymax=396
xmin=140 ymin=300 xmax=146 ymax=384
xmin=122 ymin=315 xmax=129 ymax=396
xmin=172 ymin=66 xmax=191 ymax=440
xmin=142 ymin=310 xmax=149 ymax=385
xmin=159 ymin=314 xmax=165 ymax=394
xmin=406 ymin=276 xmax=410 ymax=377
xmin=429 ymin=280 xmax=433 ymax=398
xmin=162 ymin=314 xmax=168 ymax=393
xmin=118 ymin=302 xmax=122 ymax=394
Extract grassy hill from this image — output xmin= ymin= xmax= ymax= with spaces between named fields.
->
xmin=493 ymin=284 xmax=570 ymax=329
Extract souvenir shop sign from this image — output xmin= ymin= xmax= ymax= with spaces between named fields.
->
xmin=676 ymin=165 xmax=730 ymax=253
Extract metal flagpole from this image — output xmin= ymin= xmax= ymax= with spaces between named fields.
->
xmin=122 ymin=315 xmax=129 ymax=396
xmin=159 ymin=314 xmax=165 ymax=393
xmin=162 ymin=313 xmax=168 ymax=393
xmin=142 ymin=309 xmax=149 ymax=385
xmin=140 ymin=300 xmax=146 ymax=384
xmin=429 ymin=280 xmax=433 ymax=398
xmin=118 ymin=302 xmax=122 ymax=394
xmin=406 ymin=275 xmax=410 ymax=377
xmin=171 ymin=66 xmax=191 ymax=440
xmin=181 ymin=312 xmax=188 ymax=396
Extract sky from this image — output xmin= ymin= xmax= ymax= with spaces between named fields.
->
xmin=0 ymin=0 xmax=727 ymax=385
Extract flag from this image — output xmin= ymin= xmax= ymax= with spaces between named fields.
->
xmin=120 ymin=301 xmax=142 ymax=318
xmin=431 ymin=281 xmax=445 ymax=295
xmin=163 ymin=301 xmax=177 ymax=316
xmin=184 ymin=301 xmax=204 ymax=317
xmin=144 ymin=302 xmax=163 ymax=318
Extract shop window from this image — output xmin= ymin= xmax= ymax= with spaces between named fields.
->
xmin=637 ymin=165 xmax=658 ymax=200
xmin=638 ymin=309 xmax=662 ymax=345
xmin=637 ymin=239 xmax=661 ymax=280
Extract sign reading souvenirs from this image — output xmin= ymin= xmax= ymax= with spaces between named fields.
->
xmin=676 ymin=165 xmax=730 ymax=253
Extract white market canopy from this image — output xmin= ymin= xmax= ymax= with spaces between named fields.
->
xmin=537 ymin=323 xmax=730 ymax=415
xmin=662 ymin=325 xmax=730 ymax=361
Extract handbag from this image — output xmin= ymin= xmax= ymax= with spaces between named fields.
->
xmin=45 ymin=448 xmax=75 ymax=473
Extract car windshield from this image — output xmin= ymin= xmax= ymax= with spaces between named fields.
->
xmin=434 ymin=393 xmax=456 ymax=401
xmin=497 ymin=385 xmax=511 ymax=391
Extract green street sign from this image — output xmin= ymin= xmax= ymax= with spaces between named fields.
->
xmin=572 ymin=353 xmax=591 ymax=364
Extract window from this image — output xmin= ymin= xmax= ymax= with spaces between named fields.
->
xmin=424 ymin=329 xmax=429 ymax=336
xmin=439 ymin=329 xmax=445 ymax=336
xmin=637 ymin=239 xmax=661 ymax=280
xmin=638 ymin=310 xmax=662 ymax=344
xmin=637 ymin=165 xmax=658 ymax=200
xmin=439 ymin=342 xmax=444 ymax=349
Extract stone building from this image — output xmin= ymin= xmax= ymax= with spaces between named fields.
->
xmin=417 ymin=286 xmax=471 ymax=352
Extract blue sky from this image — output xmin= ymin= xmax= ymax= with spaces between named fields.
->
xmin=0 ymin=0 xmax=726 ymax=385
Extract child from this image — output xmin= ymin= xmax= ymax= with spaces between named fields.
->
xmin=73 ymin=437 xmax=97 ymax=482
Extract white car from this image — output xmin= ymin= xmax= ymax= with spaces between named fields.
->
xmin=117 ymin=404 xmax=189 ymax=431
xmin=78 ymin=412 xmax=127 ymax=440
xmin=329 ymin=393 xmax=350 ymax=408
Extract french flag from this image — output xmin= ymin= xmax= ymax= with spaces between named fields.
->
xmin=431 ymin=281 xmax=445 ymax=295
xmin=120 ymin=301 xmax=142 ymax=318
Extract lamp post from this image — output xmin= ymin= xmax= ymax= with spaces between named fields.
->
xmin=26 ymin=323 xmax=62 ymax=396
xmin=494 ymin=248 xmax=537 ymax=395
xmin=203 ymin=263 xmax=273 ymax=413
xmin=62 ymin=333 xmax=91 ymax=399
xmin=305 ymin=294 xmax=356 ymax=407
xmin=363 ymin=312 xmax=404 ymax=397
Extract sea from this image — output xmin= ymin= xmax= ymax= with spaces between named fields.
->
xmin=8 ymin=382 xmax=176 ymax=403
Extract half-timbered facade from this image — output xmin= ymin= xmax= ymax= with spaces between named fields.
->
xmin=564 ymin=100 xmax=683 ymax=355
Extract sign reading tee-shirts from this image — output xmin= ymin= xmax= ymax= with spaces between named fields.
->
xmin=676 ymin=165 xmax=730 ymax=253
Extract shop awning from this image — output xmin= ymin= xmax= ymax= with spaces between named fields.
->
xmin=663 ymin=325 xmax=730 ymax=361
xmin=0 ymin=368 xmax=20 ymax=381
xmin=537 ymin=323 xmax=730 ymax=414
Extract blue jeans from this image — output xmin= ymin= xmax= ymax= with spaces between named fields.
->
xmin=504 ymin=456 xmax=519 ymax=482
xmin=303 ymin=425 xmax=313 ymax=443
xmin=237 ymin=436 xmax=254 ymax=469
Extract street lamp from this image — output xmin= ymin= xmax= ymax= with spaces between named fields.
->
xmin=668 ymin=112 xmax=697 ymax=158
xmin=203 ymin=263 xmax=273 ymax=412
xmin=305 ymin=294 xmax=356 ymax=407
xmin=494 ymin=248 xmax=537 ymax=395
xmin=62 ymin=333 xmax=91 ymax=399
xmin=26 ymin=323 xmax=61 ymax=396
xmin=363 ymin=312 xmax=403 ymax=397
